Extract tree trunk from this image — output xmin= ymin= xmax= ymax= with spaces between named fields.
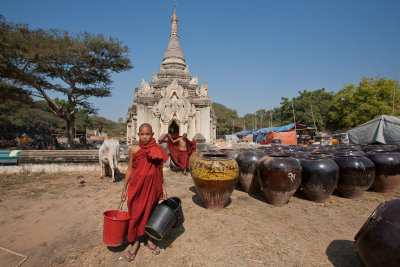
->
xmin=66 ymin=118 xmax=75 ymax=149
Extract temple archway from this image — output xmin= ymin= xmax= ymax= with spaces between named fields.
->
xmin=168 ymin=120 xmax=179 ymax=136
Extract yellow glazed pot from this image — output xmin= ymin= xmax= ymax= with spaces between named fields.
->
xmin=191 ymin=153 xmax=239 ymax=210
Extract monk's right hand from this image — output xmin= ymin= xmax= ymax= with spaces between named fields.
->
xmin=121 ymin=190 xmax=127 ymax=202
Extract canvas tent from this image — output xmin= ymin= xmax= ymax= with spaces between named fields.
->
xmin=253 ymin=123 xmax=314 ymax=144
xmin=345 ymin=115 xmax=400 ymax=145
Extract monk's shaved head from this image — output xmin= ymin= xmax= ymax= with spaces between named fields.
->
xmin=139 ymin=123 xmax=153 ymax=132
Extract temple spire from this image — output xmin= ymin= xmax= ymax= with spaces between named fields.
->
xmin=162 ymin=1 xmax=185 ymax=66
xmin=172 ymin=0 xmax=178 ymax=22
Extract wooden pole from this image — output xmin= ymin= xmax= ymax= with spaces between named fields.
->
xmin=232 ymin=119 xmax=234 ymax=135
xmin=393 ymin=73 xmax=397 ymax=116
xmin=270 ymin=110 xmax=273 ymax=127
xmin=310 ymin=104 xmax=318 ymax=132
xmin=292 ymin=102 xmax=297 ymax=142
xmin=255 ymin=113 xmax=257 ymax=130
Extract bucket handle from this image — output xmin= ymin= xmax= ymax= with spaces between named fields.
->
xmin=113 ymin=200 xmax=125 ymax=220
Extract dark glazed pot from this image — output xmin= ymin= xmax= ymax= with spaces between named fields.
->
xmin=191 ymin=153 xmax=239 ymax=210
xmin=236 ymin=151 xmax=265 ymax=193
xmin=333 ymin=151 xmax=375 ymax=198
xmin=299 ymin=155 xmax=339 ymax=203
xmin=257 ymin=153 xmax=302 ymax=206
xmin=366 ymin=149 xmax=400 ymax=193
xmin=354 ymin=199 xmax=400 ymax=267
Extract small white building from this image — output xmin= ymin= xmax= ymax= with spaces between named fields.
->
xmin=126 ymin=7 xmax=216 ymax=145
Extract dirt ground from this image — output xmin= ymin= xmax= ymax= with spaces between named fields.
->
xmin=0 ymin=169 xmax=399 ymax=267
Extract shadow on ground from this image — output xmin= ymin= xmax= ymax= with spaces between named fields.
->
xmin=106 ymin=242 xmax=130 ymax=252
xmin=154 ymin=225 xmax=185 ymax=249
xmin=293 ymin=188 xmax=309 ymax=201
xmin=248 ymin=190 xmax=269 ymax=204
xmin=326 ymin=240 xmax=362 ymax=267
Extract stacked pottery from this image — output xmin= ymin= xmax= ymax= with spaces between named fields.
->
xmin=333 ymin=151 xmax=375 ymax=198
xmin=366 ymin=146 xmax=400 ymax=193
xmin=191 ymin=153 xmax=239 ymax=210
xmin=236 ymin=150 xmax=265 ymax=194
xmin=257 ymin=152 xmax=302 ymax=206
xmin=354 ymin=199 xmax=400 ymax=267
xmin=299 ymin=153 xmax=339 ymax=203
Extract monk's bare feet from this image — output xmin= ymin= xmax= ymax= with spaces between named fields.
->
xmin=183 ymin=170 xmax=187 ymax=175
xmin=119 ymin=242 xmax=139 ymax=261
xmin=147 ymin=239 xmax=160 ymax=255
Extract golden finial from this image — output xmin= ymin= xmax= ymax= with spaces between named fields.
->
xmin=172 ymin=0 xmax=178 ymax=21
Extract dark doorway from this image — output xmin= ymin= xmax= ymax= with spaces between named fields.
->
xmin=168 ymin=120 xmax=179 ymax=136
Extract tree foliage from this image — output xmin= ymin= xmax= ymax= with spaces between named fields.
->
xmin=212 ymin=103 xmax=242 ymax=138
xmin=0 ymin=98 xmax=126 ymax=140
xmin=330 ymin=77 xmax=400 ymax=129
xmin=0 ymin=15 xmax=132 ymax=147
xmin=280 ymin=88 xmax=335 ymax=131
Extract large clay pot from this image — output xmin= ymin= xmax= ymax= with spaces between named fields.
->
xmin=333 ymin=151 xmax=375 ymax=198
xmin=299 ymin=154 xmax=339 ymax=203
xmin=257 ymin=153 xmax=302 ymax=206
xmin=354 ymin=199 xmax=400 ymax=267
xmin=189 ymin=151 xmax=205 ymax=173
xmin=189 ymin=151 xmax=222 ymax=173
xmin=236 ymin=151 xmax=265 ymax=193
xmin=191 ymin=153 xmax=239 ymax=210
xmin=366 ymin=148 xmax=400 ymax=193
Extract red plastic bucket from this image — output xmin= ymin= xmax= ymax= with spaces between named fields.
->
xmin=103 ymin=210 xmax=131 ymax=247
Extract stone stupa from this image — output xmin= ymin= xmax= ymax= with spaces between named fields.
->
xmin=126 ymin=5 xmax=216 ymax=145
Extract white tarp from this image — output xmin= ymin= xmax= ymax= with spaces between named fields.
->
xmin=345 ymin=115 xmax=400 ymax=145
xmin=225 ymin=135 xmax=239 ymax=143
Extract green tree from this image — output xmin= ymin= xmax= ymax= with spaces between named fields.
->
xmin=212 ymin=102 xmax=241 ymax=137
xmin=0 ymin=99 xmax=65 ymax=139
xmin=88 ymin=116 xmax=125 ymax=136
xmin=0 ymin=16 xmax=132 ymax=148
xmin=330 ymin=77 xmax=400 ymax=129
xmin=280 ymin=89 xmax=335 ymax=131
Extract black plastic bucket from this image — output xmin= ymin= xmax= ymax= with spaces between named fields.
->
xmin=166 ymin=197 xmax=184 ymax=228
xmin=145 ymin=202 xmax=177 ymax=240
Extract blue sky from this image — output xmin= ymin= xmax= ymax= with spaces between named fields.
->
xmin=3 ymin=0 xmax=400 ymax=121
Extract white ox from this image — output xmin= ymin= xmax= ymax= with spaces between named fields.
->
xmin=98 ymin=139 xmax=120 ymax=182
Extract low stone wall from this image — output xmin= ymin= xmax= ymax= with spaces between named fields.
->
xmin=0 ymin=150 xmax=129 ymax=173
xmin=1 ymin=162 xmax=129 ymax=173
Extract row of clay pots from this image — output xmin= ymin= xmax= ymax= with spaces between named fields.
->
xmin=238 ymin=147 xmax=398 ymax=204
xmin=189 ymin=145 xmax=400 ymax=209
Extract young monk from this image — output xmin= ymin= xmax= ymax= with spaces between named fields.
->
xmin=120 ymin=123 xmax=169 ymax=261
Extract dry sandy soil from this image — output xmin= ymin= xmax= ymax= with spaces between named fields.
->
xmin=0 ymin=169 xmax=399 ymax=267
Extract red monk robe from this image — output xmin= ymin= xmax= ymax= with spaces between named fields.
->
xmin=127 ymin=138 xmax=169 ymax=242
xmin=159 ymin=134 xmax=196 ymax=171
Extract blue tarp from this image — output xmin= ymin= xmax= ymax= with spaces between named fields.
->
xmin=234 ymin=123 xmax=312 ymax=143
xmin=252 ymin=123 xmax=311 ymax=143
xmin=253 ymin=123 xmax=298 ymax=134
